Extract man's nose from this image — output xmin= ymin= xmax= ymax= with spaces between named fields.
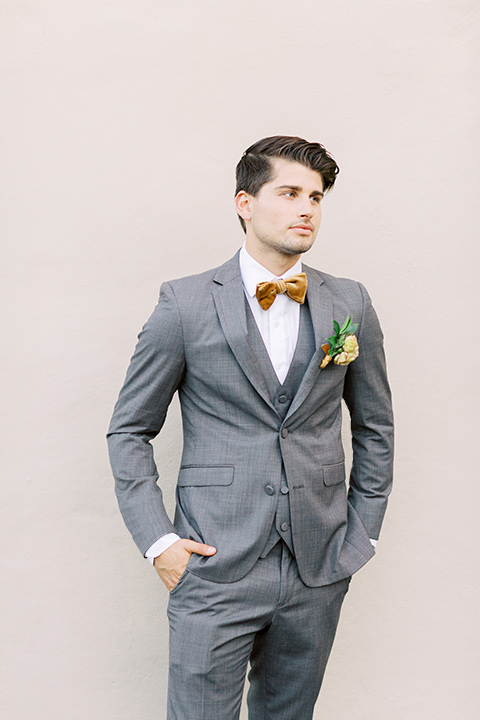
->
xmin=298 ymin=199 xmax=314 ymax=217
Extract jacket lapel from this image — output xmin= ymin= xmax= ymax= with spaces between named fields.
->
xmin=285 ymin=265 xmax=334 ymax=421
xmin=211 ymin=254 xmax=335 ymax=419
xmin=212 ymin=253 xmax=275 ymax=411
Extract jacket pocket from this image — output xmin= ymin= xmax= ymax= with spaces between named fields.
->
xmin=178 ymin=465 xmax=234 ymax=487
xmin=322 ymin=461 xmax=346 ymax=486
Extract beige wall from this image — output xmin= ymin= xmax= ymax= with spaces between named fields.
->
xmin=2 ymin=1 xmax=479 ymax=718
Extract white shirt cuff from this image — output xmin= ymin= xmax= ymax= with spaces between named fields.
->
xmin=369 ymin=538 xmax=377 ymax=548
xmin=145 ymin=533 xmax=181 ymax=565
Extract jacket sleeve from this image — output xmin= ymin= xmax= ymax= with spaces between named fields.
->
xmin=342 ymin=282 xmax=394 ymax=539
xmin=107 ymin=282 xmax=186 ymax=554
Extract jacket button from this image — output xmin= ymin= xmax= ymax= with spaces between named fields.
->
xmin=278 ymin=394 xmax=288 ymax=404
xmin=280 ymin=522 xmax=289 ymax=532
xmin=264 ymin=484 xmax=275 ymax=495
xmin=280 ymin=486 xmax=289 ymax=494
xmin=281 ymin=428 xmax=289 ymax=438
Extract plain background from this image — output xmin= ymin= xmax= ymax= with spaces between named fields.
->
xmin=1 ymin=1 xmax=479 ymax=718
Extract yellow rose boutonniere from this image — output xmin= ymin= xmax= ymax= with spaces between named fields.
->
xmin=320 ymin=315 xmax=359 ymax=369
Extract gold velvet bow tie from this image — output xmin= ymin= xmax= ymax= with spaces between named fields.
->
xmin=255 ymin=273 xmax=308 ymax=311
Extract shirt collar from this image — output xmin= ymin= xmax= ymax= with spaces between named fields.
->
xmin=239 ymin=243 xmax=303 ymax=298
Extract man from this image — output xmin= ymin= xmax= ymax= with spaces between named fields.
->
xmin=107 ymin=136 xmax=394 ymax=720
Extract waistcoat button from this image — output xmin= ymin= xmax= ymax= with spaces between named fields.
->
xmin=280 ymin=522 xmax=289 ymax=532
xmin=278 ymin=394 xmax=288 ymax=404
xmin=264 ymin=484 xmax=275 ymax=495
xmin=280 ymin=486 xmax=289 ymax=494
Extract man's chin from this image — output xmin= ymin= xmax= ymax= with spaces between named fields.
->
xmin=255 ymin=233 xmax=317 ymax=259
xmin=280 ymin=237 xmax=316 ymax=256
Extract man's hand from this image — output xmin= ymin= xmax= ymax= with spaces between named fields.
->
xmin=153 ymin=538 xmax=217 ymax=591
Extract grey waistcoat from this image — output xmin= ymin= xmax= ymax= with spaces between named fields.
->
xmin=245 ymin=298 xmax=316 ymax=558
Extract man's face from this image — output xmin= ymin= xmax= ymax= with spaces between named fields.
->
xmin=238 ymin=159 xmax=325 ymax=260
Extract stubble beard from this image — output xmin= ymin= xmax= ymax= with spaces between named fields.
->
xmin=260 ymin=230 xmax=317 ymax=258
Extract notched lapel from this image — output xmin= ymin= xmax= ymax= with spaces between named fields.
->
xmin=212 ymin=255 xmax=275 ymax=411
xmin=286 ymin=267 xmax=334 ymax=421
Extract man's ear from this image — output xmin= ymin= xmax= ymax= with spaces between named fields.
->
xmin=235 ymin=191 xmax=253 ymax=223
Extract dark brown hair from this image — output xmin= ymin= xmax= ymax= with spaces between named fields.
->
xmin=235 ymin=135 xmax=339 ymax=231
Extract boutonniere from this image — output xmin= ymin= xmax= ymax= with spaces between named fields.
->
xmin=320 ymin=315 xmax=359 ymax=369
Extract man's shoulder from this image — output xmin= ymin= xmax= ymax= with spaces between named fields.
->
xmin=165 ymin=265 xmax=220 ymax=291
xmin=163 ymin=253 xmax=240 ymax=295
xmin=304 ymin=264 xmax=366 ymax=299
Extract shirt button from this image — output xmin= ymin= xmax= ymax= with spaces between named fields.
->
xmin=264 ymin=484 xmax=275 ymax=496
xmin=281 ymin=428 xmax=289 ymax=438
xmin=280 ymin=486 xmax=289 ymax=494
xmin=278 ymin=395 xmax=288 ymax=404
xmin=280 ymin=522 xmax=289 ymax=532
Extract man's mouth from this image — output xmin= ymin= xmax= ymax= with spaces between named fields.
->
xmin=290 ymin=224 xmax=313 ymax=235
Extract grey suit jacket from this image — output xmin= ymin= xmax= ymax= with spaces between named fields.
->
xmin=107 ymin=252 xmax=394 ymax=587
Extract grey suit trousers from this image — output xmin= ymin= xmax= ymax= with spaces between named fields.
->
xmin=167 ymin=541 xmax=350 ymax=720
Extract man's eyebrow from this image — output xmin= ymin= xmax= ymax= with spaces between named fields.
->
xmin=275 ymin=184 xmax=324 ymax=197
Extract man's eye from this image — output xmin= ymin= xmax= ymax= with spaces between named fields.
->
xmin=311 ymin=196 xmax=322 ymax=204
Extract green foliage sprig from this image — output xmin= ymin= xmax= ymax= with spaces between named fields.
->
xmin=325 ymin=315 xmax=358 ymax=359
xmin=320 ymin=315 xmax=359 ymax=369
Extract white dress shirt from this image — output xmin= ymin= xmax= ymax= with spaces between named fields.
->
xmin=239 ymin=243 xmax=302 ymax=384
xmin=145 ymin=245 xmax=376 ymax=563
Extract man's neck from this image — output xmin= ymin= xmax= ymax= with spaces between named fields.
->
xmin=244 ymin=240 xmax=302 ymax=277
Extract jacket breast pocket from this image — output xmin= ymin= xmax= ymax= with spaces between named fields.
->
xmin=322 ymin=462 xmax=346 ymax=487
xmin=177 ymin=465 xmax=234 ymax=487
